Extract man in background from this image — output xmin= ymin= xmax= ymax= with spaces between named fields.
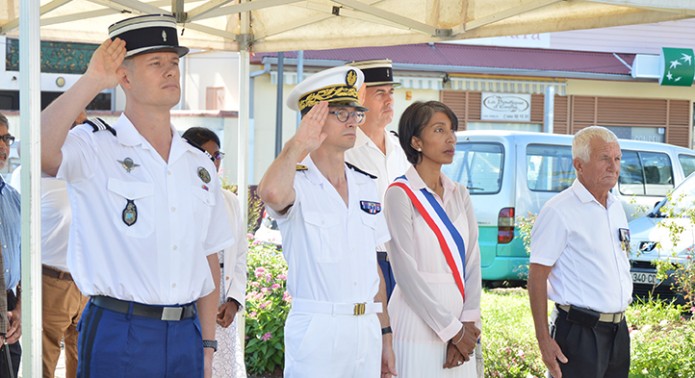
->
xmin=0 ymin=112 xmax=22 ymax=377
xmin=10 ymin=111 xmax=89 ymax=378
xmin=345 ymin=59 xmax=409 ymax=301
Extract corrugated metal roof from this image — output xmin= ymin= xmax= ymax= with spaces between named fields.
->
xmin=252 ymin=43 xmax=635 ymax=77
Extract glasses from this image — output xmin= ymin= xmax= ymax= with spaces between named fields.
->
xmin=328 ymin=109 xmax=365 ymax=125
xmin=212 ymin=151 xmax=225 ymax=161
xmin=0 ymin=134 xmax=15 ymax=146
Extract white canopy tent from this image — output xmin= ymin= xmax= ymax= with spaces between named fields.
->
xmin=3 ymin=0 xmax=695 ymax=375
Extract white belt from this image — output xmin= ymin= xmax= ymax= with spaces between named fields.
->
xmin=292 ymin=298 xmax=383 ymax=316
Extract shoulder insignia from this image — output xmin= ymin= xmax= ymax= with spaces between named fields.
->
xmin=296 ymin=164 xmax=308 ymax=171
xmin=346 ymin=162 xmax=378 ymax=179
xmin=84 ymin=117 xmax=117 ymax=137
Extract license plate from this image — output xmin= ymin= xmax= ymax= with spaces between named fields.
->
xmin=632 ymin=271 xmax=659 ymax=285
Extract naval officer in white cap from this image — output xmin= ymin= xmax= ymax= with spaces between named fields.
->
xmin=41 ymin=14 xmax=234 ymax=378
xmin=258 ymin=65 xmax=397 ymax=378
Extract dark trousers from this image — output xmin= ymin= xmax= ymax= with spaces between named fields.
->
xmin=77 ymin=300 xmax=203 ymax=378
xmin=552 ymin=307 xmax=630 ymax=378
xmin=0 ymin=290 xmax=21 ymax=378
xmin=377 ymin=253 xmax=396 ymax=301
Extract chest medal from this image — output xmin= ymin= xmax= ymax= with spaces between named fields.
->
xmin=198 ymin=167 xmax=211 ymax=184
xmin=122 ymin=199 xmax=138 ymax=226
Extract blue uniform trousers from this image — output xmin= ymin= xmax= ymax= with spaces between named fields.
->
xmin=77 ymin=300 xmax=203 ymax=378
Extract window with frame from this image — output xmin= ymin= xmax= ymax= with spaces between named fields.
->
xmin=443 ymin=142 xmax=504 ymax=194
xmin=526 ymin=144 xmax=575 ymax=192
xmin=619 ymin=150 xmax=673 ymax=196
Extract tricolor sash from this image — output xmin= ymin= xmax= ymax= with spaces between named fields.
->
xmin=389 ymin=175 xmax=466 ymax=300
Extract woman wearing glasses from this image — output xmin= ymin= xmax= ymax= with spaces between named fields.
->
xmin=384 ymin=101 xmax=482 ymax=377
xmin=181 ymin=127 xmax=247 ymax=378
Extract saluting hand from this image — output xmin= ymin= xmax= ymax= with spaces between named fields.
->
xmin=291 ymin=101 xmax=329 ymax=158
xmin=85 ymin=38 xmax=127 ymax=91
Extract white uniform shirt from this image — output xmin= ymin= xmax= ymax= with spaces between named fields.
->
xmin=221 ymin=189 xmax=247 ymax=307
xmin=57 ymin=114 xmax=234 ymax=305
xmin=530 ymin=179 xmax=632 ymax=313
xmin=345 ymin=128 xmax=410 ymax=202
xmin=12 ymin=167 xmax=72 ymax=272
xmin=268 ymin=156 xmax=390 ymax=303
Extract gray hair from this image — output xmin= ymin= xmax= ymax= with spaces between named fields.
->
xmin=572 ymin=126 xmax=618 ymax=162
xmin=0 ymin=112 xmax=8 ymax=129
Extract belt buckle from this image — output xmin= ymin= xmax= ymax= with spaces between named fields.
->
xmin=161 ymin=307 xmax=183 ymax=321
xmin=353 ymin=303 xmax=366 ymax=316
xmin=613 ymin=313 xmax=622 ymax=323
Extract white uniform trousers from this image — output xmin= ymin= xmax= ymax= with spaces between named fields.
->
xmin=284 ymin=311 xmax=381 ymax=378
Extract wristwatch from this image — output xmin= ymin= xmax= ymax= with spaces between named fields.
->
xmin=202 ymin=339 xmax=218 ymax=352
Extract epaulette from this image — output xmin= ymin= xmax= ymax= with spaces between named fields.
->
xmin=84 ymin=117 xmax=117 ymax=137
xmin=296 ymin=164 xmax=308 ymax=171
xmin=346 ymin=162 xmax=377 ymax=179
xmin=184 ymin=138 xmax=215 ymax=162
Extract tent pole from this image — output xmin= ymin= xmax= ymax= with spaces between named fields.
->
xmin=19 ymin=0 xmax=43 ymax=376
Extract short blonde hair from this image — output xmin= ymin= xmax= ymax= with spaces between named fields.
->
xmin=572 ymin=126 xmax=618 ymax=162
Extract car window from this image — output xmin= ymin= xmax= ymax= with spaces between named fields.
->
xmin=526 ymin=144 xmax=574 ymax=192
xmin=444 ymin=142 xmax=504 ymax=194
xmin=678 ymin=154 xmax=695 ymax=178
xmin=619 ymin=150 xmax=673 ymax=196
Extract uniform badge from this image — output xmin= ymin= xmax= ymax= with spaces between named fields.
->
xmin=118 ymin=157 xmax=140 ymax=173
xmin=619 ymin=228 xmax=630 ymax=255
xmin=122 ymin=199 xmax=137 ymax=226
xmin=346 ymin=69 xmax=357 ymax=87
xmin=360 ymin=200 xmax=381 ymax=214
xmin=296 ymin=164 xmax=308 ymax=171
xmin=198 ymin=167 xmax=211 ymax=183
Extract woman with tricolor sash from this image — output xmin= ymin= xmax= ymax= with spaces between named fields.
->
xmin=384 ymin=101 xmax=482 ymax=377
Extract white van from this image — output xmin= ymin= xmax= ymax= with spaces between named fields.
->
xmin=441 ymin=130 xmax=695 ymax=282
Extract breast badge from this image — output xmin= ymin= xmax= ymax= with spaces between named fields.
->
xmin=118 ymin=157 xmax=140 ymax=173
xmin=360 ymin=200 xmax=382 ymax=214
xmin=122 ymin=199 xmax=138 ymax=226
xmin=198 ymin=167 xmax=211 ymax=183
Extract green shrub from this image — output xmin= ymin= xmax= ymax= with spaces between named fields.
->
xmin=481 ymin=288 xmax=545 ymax=378
xmin=244 ymin=240 xmax=290 ymax=375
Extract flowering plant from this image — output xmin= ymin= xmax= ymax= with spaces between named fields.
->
xmin=244 ymin=237 xmax=291 ymax=375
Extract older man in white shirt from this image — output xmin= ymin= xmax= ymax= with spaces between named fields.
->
xmin=528 ymin=126 xmax=632 ymax=378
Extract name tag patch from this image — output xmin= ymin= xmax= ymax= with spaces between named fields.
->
xmin=360 ymin=200 xmax=381 ymax=214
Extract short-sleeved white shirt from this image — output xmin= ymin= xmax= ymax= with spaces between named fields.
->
xmin=267 ymin=156 xmax=391 ymax=303
xmin=530 ymin=180 xmax=632 ymax=313
xmin=57 ymin=114 xmax=234 ymax=305
xmin=345 ymin=128 xmax=410 ymax=202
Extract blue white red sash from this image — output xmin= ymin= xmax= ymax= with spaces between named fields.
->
xmin=389 ymin=175 xmax=466 ymax=300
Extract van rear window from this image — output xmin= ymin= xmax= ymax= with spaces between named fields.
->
xmin=619 ymin=150 xmax=674 ymax=196
xmin=444 ymin=142 xmax=504 ymax=194
xmin=526 ymin=144 xmax=575 ymax=192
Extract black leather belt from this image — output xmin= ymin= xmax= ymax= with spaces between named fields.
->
xmin=91 ymin=296 xmax=196 ymax=321
xmin=42 ymin=265 xmax=74 ymax=281
xmin=377 ymin=251 xmax=389 ymax=262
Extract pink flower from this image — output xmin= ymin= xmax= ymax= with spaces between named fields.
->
xmin=255 ymin=267 xmax=266 ymax=277
xmin=261 ymin=332 xmax=272 ymax=341
xmin=283 ymin=291 xmax=292 ymax=302
xmin=265 ymin=273 xmax=273 ymax=282
xmin=246 ymin=233 xmax=254 ymax=240
xmin=277 ymin=274 xmax=287 ymax=280
xmin=271 ymin=283 xmax=281 ymax=290
xmin=261 ymin=287 xmax=268 ymax=293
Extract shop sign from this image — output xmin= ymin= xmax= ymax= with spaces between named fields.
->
xmin=481 ymin=93 xmax=531 ymax=121
xmin=659 ymin=47 xmax=694 ymax=87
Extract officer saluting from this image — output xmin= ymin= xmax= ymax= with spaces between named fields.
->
xmin=258 ymin=66 xmax=397 ymax=377
xmin=41 ymin=14 xmax=234 ymax=378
